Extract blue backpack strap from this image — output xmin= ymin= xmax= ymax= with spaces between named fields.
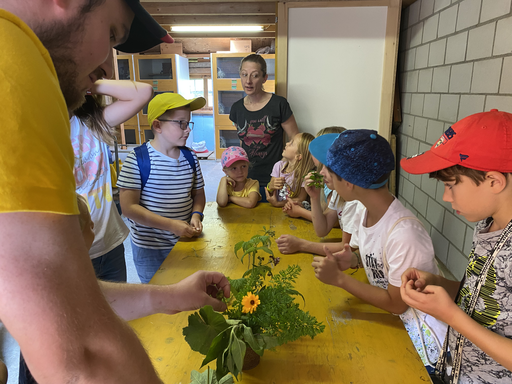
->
xmin=134 ymin=144 xmax=151 ymax=191
xmin=179 ymin=146 xmax=197 ymax=176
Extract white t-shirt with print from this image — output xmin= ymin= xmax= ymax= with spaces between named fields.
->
xmin=327 ymin=191 xmax=365 ymax=235
xmin=71 ymin=117 xmax=129 ymax=259
xmin=350 ymin=197 xmax=448 ymax=367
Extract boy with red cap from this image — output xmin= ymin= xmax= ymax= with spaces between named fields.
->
xmin=401 ymin=110 xmax=512 ymax=383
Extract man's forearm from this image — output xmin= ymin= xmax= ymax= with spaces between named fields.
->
xmin=100 ymin=281 xmax=161 ymax=321
xmin=0 ymin=213 xmax=163 ymax=384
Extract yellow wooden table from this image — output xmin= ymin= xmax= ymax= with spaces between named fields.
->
xmin=129 ymin=203 xmax=429 ymax=384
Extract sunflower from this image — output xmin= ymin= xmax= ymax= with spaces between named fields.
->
xmin=241 ymin=292 xmax=260 ymax=314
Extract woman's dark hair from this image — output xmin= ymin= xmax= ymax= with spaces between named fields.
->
xmin=239 ymin=54 xmax=267 ymax=77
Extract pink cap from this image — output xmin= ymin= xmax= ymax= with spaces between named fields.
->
xmin=221 ymin=146 xmax=249 ymax=168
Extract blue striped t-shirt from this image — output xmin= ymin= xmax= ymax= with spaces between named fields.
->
xmin=117 ymin=142 xmax=205 ymax=249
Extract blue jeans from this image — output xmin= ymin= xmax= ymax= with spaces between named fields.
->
xmin=91 ymin=243 xmax=127 ymax=282
xmin=130 ymin=240 xmax=173 ymax=283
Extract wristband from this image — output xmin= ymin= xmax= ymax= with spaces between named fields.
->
xmin=266 ymin=182 xmax=273 ymax=193
xmin=191 ymin=211 xmax=204 ymax=221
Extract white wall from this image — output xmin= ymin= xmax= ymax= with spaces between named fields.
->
xmin=287 ymin=6 xmax=388 ymax=135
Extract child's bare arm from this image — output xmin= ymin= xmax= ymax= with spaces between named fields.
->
xmin=313 ymin=247 xmax=409 ymax=314
xmin=268 ymin=176 xmax=285 ymax=191
xmin=289 ymin=187 xmax=308 ymax=203
xmin=277 ymin=235 xmax=344 ymax=255
xmin=190 ymin=188 xmax=205 ymax=234
xmin=119 ymin=188 xmax=197 ymax=238
xmin=93 ymin=80 xmax=153 ymax=127
xmin=216 ymin=177 xmax=230 ymax=207
xmin=229 ymin=192 xmax=260 ymax=208
xmin=283 ymin=200 xmax=311 ymax=220
xmin=265 ymin=188 xmax=286 ymax=207
xmin=313 ymin=207 xmax=338 ymax=238
xmin=401 ymin=278 xmax=512 ymax=371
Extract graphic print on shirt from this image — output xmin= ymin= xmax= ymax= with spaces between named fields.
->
xmin=237 ymin=115 xmax=279 ymax=159
xmin=458 ymin=248 xmax=500 ymax=328
xmin=72 ymin=129 xmax=105 ymax=189
xmin=364 ymin=252 xmax=386 ymax=287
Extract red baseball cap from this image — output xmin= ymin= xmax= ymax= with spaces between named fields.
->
xmin=401 ymin=109 xmax=512 ymax=175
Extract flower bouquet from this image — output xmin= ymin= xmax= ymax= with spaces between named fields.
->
xmin=183 ymin=227 xmax=325 ymax=383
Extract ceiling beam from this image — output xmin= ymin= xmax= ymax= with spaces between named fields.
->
xmin=143 ymin=2 xmax=275 ymax=15
xmin=155 ymin=15 xmax=276 ymax=25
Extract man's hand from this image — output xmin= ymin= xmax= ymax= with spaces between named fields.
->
xmin=164 ymin=271 xmax=230 ymax=315
xmin=311 ymin=248 xmax=345 ymax=287
xmin=400 ymin=268 xmax=438 ymax=292
xmin=276 ymin=234 xmax=302 ymax=254
xmin=169 ymin=220 xmax=197 ymax=238
xmin=190 ymin=216 xmax=203 ymax=236
xmin=401 ymin=280 xmax=460 ymax=324
xmin=282 ymin=200 xmax=302 ymax=218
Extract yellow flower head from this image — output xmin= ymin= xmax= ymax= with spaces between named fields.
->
xmin=241 ymin=292 xmax=260 ymax=314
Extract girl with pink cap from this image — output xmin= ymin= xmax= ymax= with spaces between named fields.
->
xmin=217 ymin=146 xmax=261 ymax=208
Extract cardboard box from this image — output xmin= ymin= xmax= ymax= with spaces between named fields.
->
xmin=160 ymin=42 xmax=183 ymax=55
xmin=230 ymin=40 xmax=252 ymax=53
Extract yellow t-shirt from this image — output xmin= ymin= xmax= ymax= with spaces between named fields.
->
xmin=0 ymin=10 xmax=77 ymax=214
xmin=227 ymin=178 xmax=261 ymax=198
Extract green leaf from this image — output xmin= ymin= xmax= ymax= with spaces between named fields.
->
xmin=256 ymin=334 xmax=280 ymax=349
xmin=219 ymin=374 xmax=234 ymax=384
xmin=230 ymin=332 xmax=246 ymax=373
xmin=234 ymin=241 xmax=244 ymax=256
xmin=216 ymin=349 xmax=230 ymax=382
xmin=242 ymin=325 xmax=264 ymax=355
xmin=258 ymin=246 xmax=273 ymax=255
xmin=183 ymin=306 xmax=230 ymax=355
xmin=201 ymin=327 xmax=232 ymax=367
xmin=190 ymin=368 xmax=234 ymax=384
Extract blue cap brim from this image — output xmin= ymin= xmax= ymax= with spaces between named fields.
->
xmin=308 ymin=134 xmax=341 ymax=166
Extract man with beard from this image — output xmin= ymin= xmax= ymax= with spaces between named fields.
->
xmin=0 ymin=1 xmax=230 ymax=383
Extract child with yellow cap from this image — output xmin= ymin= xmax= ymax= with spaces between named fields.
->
xmin=118 ymin=93 xmax=206 ymax=283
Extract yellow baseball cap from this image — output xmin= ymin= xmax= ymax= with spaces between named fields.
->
xmin=148 ymin=93 xmax=206 ymax=126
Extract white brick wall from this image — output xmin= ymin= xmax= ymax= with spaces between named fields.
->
xmin=397 ymin=0 xmax=512 ymax=276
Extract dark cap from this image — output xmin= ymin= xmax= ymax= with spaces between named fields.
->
xmin=326 ymin=129 xmax=395 ymax=189
xmin=115 ymin=0 xmax=174 ymax=53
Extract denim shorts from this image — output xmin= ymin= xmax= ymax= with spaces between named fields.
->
xmin=130 ymin=240 xmax=173 ymax=283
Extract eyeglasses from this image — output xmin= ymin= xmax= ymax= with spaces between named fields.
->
xmin=157 ymin=119 xmax=194 ymax=131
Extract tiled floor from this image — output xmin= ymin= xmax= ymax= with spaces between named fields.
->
xmin=0 ymin=159 xmax=224 ymax=384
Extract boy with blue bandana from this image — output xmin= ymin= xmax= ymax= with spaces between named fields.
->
xmin=311 ymin=130 xmax=447 ymax=371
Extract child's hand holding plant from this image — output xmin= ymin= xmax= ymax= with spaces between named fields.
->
xmin=304 ymin=171 xmax=323 ymax=199
xmin=270 ymin=177 xmax=285 ymax=191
